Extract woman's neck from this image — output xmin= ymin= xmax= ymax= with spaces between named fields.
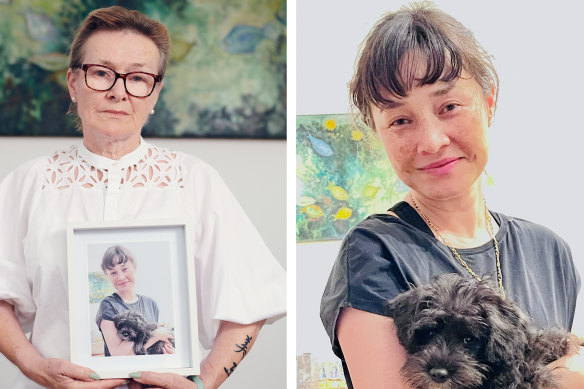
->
xmin=83 ymin=134 xmax=140 ymax=160
xmin=407 ymin=183 xmax=498 ymax=248
xmin=118 ymin=290 xmax=138 ymax=303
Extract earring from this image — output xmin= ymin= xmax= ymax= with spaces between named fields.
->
xmin=150 ymin=109 xmax=155 ymax=114
xmin=71 ymin=96 xmax=76 ymax=102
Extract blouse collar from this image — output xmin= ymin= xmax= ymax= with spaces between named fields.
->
xmin=77 ymin=137 xmax=149 ymax=170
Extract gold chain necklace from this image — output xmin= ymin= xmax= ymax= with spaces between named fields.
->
xmin=410 ymin=197 xmax=505 ymax=298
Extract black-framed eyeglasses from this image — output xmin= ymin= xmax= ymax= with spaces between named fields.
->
xmin=73 ymin=64 xmax=161 ymax=98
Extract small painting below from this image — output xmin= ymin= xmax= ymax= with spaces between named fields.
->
xmin=297 ymin=353 xmax=348 ymax=389
xmin=296 ymin=114 xmax=408 ymax=242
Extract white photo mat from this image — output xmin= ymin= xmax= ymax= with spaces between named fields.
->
xmin=67 ymin=219 xmax=199 ymax=378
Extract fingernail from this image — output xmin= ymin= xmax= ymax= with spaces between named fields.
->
xmin=90 ymin=372 xmax=101 ymax=380
xmin=121 ymin=381 xmax=130 ymax=385
xmin=129 ymin=372 xmax=141 ymax=378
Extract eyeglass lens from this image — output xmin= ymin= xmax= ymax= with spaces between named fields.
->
xmin=85 ymin=65 xmax=156 ymax=97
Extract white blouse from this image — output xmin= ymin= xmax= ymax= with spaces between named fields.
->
xmin=0 ymin=139 xmax=286 ymax=388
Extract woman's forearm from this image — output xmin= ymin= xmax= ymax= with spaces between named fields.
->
xmin=99 ymin=319 xmax=136 ymax=356
xmin=337 ymin=308 xmax=413 ymax=389
xmin=199 ymin=319 xmax=265 ymax=389
xmin=0 ymin=302 xmax=129 ymax=388
xmin=0 ymin=301 xmax=44 ymax=381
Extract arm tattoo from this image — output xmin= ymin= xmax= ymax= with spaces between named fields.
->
xmin=224 ymin=361 xmax=237 ymax=377
xmin=223 ymin=334 xmax=252 ymax=377
xmin=234 ymin=334 xmax=252 ymax=357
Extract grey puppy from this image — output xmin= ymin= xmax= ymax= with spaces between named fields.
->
xmin=387 ymin=274 xmax=573 ymax=389
xmin=112 ymin=310 xmax=174 ymax=355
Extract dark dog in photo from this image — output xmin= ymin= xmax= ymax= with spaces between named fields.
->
xmin=112 ymin=310 xmax=174 ymax=355
xmin=388 ymin=274 xmax=574 ymax=389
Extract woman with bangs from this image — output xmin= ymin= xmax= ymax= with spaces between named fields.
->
xmin=320 ymin=3 xmax=583 ymax=388
xmin=96 ymin=245 xmax=174 ymax=357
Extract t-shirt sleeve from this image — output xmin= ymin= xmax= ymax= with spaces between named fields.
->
xmin=186 ymin=161 xmax=286 ymax=349
xmin=556 ymin=236 xmax=581 ymax=330
xmin=0 ymin=160 xmax=43 ymax=332
xmin=96 ymin=299 xmax=117 ymax=327
xmin=320 ymin=225 xmax=409 ymax=359
xmin=154 ymin=300 xmax=160 ymax=323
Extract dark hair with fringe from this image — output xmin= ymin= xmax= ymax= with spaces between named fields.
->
xmin=101 ymin=245 xmax=136 ymax=273
xmin=349 ymin=1 xmax=498 ymax=130
xmin=67 ymin=6 xmax=170 ymax=129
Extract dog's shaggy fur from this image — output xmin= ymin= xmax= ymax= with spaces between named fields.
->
xmin=387 ymin=274 xmax=573 ymax=389
xmin=112 ymin=310 xmax=174 ymax=355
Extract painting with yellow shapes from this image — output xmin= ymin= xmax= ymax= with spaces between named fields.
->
xmin=296 ymin=114 xmax=409 ymax=242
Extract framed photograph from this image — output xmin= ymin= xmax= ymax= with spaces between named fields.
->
xmin=67 ymin=219 xmax=199 ymax=378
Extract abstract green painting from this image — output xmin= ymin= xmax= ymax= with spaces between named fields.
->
xmin=0 ymin=0 xmax=286 ymax=138
xmin=296 ymin=114 xmax=409 ymax=242
xmin=88 ymin=272 xmax=115 ymax=304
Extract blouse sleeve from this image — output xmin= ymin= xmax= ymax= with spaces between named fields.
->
xmin=0 ymin=159 xmax=43 ymax=332
xmin=320 ymin=225 xmax=409 ymax=359
xmin=185 ymin=160 xmax=286 ymax=349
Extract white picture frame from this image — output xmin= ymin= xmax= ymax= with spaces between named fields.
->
xmin=67 ymin=219 xmax=199 ymax=379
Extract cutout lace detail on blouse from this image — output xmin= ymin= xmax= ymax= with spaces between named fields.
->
xmin=42 ymin=145 xmax=184 ymax=190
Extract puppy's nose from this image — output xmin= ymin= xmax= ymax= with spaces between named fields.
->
xmin=429 ymin=367 xmax=449 ymax=383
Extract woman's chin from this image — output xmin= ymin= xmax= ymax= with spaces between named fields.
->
xmin=115 ymin=285 xmax=133 ymax=293
xmin=412 ymin=176 xmax=481 ymax=201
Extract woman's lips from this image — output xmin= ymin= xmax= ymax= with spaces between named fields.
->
xmin=102 ymin=110 xmax=129 ymax=116
xmin=419 ymin=158 xmax=461 ymax=175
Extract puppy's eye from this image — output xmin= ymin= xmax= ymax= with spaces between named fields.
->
xmin=416 ymin=330 xmax=435 ymax=345
xmin=463 ymin=336 xmax=476 ymax=345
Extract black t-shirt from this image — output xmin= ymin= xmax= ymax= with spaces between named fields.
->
xmin=320 ymin=202 xmax=580 ymax=387
xmin=96 ymin=293 xmax=160 ymax=356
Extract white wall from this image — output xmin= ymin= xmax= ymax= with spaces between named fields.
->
xmin=296 ymin=0 xmax=584 ymax=367
xmin=0 ymin=137 xmax=285 ymax=388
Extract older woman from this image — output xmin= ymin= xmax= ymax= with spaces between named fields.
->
xmin=320 ymin=3 xmax=582 ymax=388
xmin=97 ymin=245 xmax=174 ymax=357
xmin=0 ymin=6 xmax=285 ymax=389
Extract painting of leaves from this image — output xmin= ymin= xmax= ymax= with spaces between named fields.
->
xmin=296 ymin=114 xmax=409 ymax=242
xmin=88 ymin=272 xmax=115 ymax=303
xmin=0 ymin=0 xmax=286 ymax=138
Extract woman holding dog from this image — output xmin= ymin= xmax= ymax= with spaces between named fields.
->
xmin=320 ymin=3 xmax=583 ymax=388
xmin=0 ymin=6 xmax=285 ymax=389
xmin=96 ymin=245 xmax=174 ymax=357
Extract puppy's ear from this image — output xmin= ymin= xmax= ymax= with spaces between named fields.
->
xmin=480 ymin=284 xmax=529 ymax=364
xmin=387 ymin=287 xmax=421 ymax=347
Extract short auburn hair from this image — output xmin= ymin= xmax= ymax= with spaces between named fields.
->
xmin=69 ymin=6 xmax=170 ymax=79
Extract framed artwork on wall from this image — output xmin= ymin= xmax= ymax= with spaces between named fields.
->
xmin=296 ymin=114 xmax=408 ymax=242
xmin=0 ymin=0 xmax=286 ymax=139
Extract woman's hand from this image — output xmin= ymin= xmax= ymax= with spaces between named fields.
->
xmin=26 ymin=357 xmax=127 ymax=389
xmin=0 ymin=302 xmax=126 ymax=388
xmin=162 ymin=341 xmax=175 ymax=354
xmin=548 ymin=346 xmax=584 ymax=388
xmin=128 ymin=371 xmax=196 ymax=389
xmin=145 ymin=327 xmax=175 ymax=353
